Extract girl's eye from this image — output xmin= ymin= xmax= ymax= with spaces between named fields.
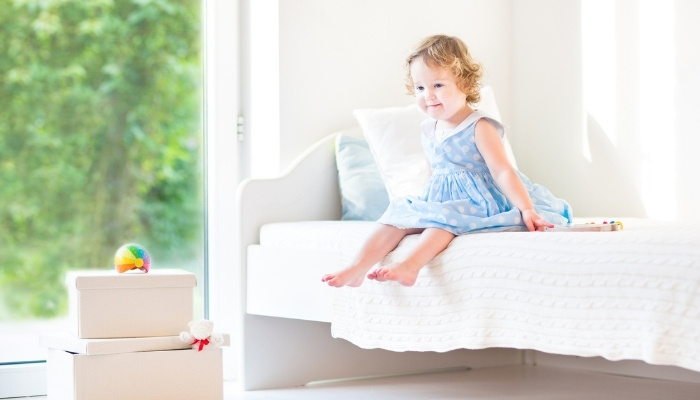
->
xmin=434 ymin=83 xmax=443 ymax=88
xmin=416 ymin=86 xmax=424 ymax=92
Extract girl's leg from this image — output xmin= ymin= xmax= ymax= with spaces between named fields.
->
xmin=368 ymin=228 xmax=455 ymax=286
xmin=321 ymin=225 xmax=421 ymax=287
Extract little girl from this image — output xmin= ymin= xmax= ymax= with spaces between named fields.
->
xmin=322 ymin=35 xmax=572 ymax=288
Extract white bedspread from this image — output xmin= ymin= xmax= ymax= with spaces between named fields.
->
xmin=331 ymin=219 xmax=700 ymax=372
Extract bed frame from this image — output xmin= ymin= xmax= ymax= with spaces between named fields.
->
xmin=236 ymin=131 xmax=700 ymax=391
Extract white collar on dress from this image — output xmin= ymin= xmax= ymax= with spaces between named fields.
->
xmin=422 ymin=110 xmax=486 ymax=142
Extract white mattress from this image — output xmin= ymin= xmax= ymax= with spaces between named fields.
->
xmin=259 ymin=220 xmax=376 ymax=250
xmin=251 ymin=218 xmax=700 ymax=371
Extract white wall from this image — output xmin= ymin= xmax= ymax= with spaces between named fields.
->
xmin=241 ymin=0 xmax=700 ymax=222
xmin=278 ymin=0 xmax=513 ymax=168
xmin=241 ymin=0 xmax=512 ymax=172
xmin=675 ymin=0 xmax=700 ymax=223
xmin=512 ymin=0 xmax=700 ymax=221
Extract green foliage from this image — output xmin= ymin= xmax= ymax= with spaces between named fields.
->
xmin=0 ymin=0 xmax=202 ymax=319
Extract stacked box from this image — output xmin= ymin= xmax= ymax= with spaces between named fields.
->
xmin=65 ymin=269 xmax=196 ymax=338
xmin=42 ymin=269 xmax=226 ymax=400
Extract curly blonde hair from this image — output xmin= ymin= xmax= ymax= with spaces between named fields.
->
xmin=405 ymin=35 xmax=483 ymax=104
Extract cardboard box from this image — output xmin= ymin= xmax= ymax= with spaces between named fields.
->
xmin=40 ymin=332 xmax=193 ymax=355
xmin=43 ymin=333 xmax=229 ymax=400
xmin=66 ymin=269 xmax=196 ymax=338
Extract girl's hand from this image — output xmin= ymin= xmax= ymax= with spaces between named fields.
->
xmin=521 ymin=208 xmax=554 ymax=232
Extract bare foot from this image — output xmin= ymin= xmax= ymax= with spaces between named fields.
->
xmin=366 ymin=262 xmax=420 ymax=286
xmin=366 ymin=269 xmax=387 ymax=282
xmin=321 ymin=265 xmax=368 ymax=287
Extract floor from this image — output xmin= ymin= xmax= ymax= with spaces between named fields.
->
xmin=225 ymin=364 xmax=698 ymax=400
xmin=20 ymin=364 xmax=700 ymax=399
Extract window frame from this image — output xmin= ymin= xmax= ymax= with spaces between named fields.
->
xmin=0 ymin=0 xmax=240 ymax=396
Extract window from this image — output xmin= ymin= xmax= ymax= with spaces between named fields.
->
xmin=0 ymin=1 xmax=207 ymax=396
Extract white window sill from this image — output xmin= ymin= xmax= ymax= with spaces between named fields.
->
xmin=0 ymin=363 xmax=46 ymax=398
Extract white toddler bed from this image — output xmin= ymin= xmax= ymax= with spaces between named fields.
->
xmin=237 ymin=129 xmax=700 ymax=390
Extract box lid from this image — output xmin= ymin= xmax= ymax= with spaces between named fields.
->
xmin=40 ymin=332 xmax=230 ymax=355
xmin=65 ymin=269 xmax=197 ymax=290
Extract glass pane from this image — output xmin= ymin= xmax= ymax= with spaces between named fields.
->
xmin=0 ymin=0 xmax=203 ymax=363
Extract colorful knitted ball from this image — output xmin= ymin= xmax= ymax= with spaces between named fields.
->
xmin=114 ymin=243 xmax=151 ymax=273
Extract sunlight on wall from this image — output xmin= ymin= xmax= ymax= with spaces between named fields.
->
xmin=639 ymin=0 xmax=676 ymax=220
xmin=582 ymin=0 xmax=676 ymax=220
xmin=582 ymin=0 xmax=616 ymax=162
xmin=250 ymin=0 xmax=280 ymax=178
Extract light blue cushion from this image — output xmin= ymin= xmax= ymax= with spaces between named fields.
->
xmin=335 ymin=134 xmax=389 ymax=221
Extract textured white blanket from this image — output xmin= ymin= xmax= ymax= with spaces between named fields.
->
xmin=332 ymin=220 xmax=700 ymax=372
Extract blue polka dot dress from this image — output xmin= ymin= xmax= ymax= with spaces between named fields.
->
xmin=378 ymin=111 xmax=573 ymax=234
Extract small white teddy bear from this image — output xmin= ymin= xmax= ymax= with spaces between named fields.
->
xmin=179 ymin=319 xmax=224 ymax=351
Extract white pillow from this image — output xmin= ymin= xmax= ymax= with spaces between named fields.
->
xmin=353 ymin=86 xmax=517 ymax=200
xmin=474 ymin=85 xmax=502 ymax=120
xmin=353 ymin=104 xmax=430 ymax=199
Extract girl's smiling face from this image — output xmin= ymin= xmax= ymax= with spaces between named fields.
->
xmin=410 ymin=57 xmax=470 ymax=128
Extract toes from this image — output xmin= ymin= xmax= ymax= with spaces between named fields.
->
xmin=322 ymin=275 xmax=342 ymax=287
xmin=367 ymin=270 xmax=386 ymax=281
xmin=327 ymin=279 xmax=343 ymax=287
xmin=373 ymin=269 xmax=388 ymax=281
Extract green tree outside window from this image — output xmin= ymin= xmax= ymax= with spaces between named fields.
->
xmin=0 ymin=0 xmax=203 ymax=319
